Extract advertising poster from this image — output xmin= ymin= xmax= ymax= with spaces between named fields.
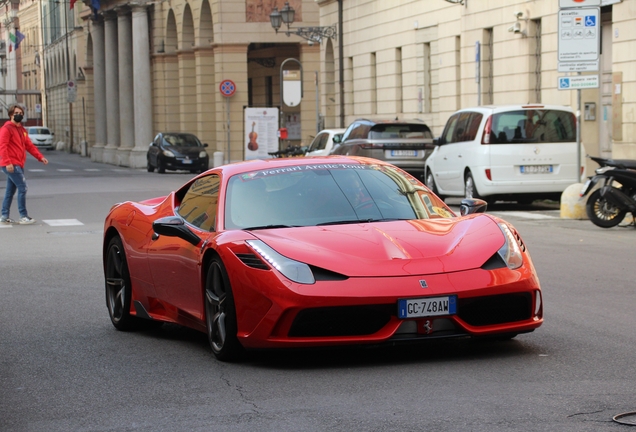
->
xmin=244 ymin=107 xmax=280 ymax=160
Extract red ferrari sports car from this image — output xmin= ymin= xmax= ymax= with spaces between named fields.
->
xmin=103 ymin=156 xmax=542 ymax=361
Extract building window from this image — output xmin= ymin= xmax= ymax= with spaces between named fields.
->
xmin=265 ymin=76 xmax=272 ymax=107
xmin=396 ymin=47 xmax=403 ymax=114
xmin=531 ymin=19 xmax=542 ymax=103
xmin=371 ymin=52 xmax=377 ymax=114
xmin=483 ymin=28 xmax=493 ymax=105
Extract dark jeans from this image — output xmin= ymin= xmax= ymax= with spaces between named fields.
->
xmin=2 ymin=165 xmax=28 ymax=218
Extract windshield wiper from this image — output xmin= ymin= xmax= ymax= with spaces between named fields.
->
xmin=243 ymin=224 xmax=297 ymax=230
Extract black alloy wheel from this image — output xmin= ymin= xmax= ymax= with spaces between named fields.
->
xmin=105 ymin=236 xmax=142 ymax=331
xmin=205 ymin=257 xmax=244 ymax=361
xmin=586 ymin=189 xmax=626 ymax=228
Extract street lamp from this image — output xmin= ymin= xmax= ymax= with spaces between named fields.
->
xmin=269 ymin=1 xmax=344 ymax=128
xmin=269 ymin=2 xmax=336 ymax=44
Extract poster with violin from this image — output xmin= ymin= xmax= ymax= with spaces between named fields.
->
xmin=244 ymin=107 xmax=279 ymax=160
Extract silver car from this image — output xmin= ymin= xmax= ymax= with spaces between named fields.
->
xmin=329 ymin=119 xmax=434 ymax=181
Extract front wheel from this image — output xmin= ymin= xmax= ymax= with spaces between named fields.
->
xmin=586 ymin=189 xmax=626 ymax=228
xmin=147 ymin=160 xmax=155 ymax=172
xmin=426 ymin=169 xmax=444 ymax=199
xmin=205 ymin=257 xmax=244 ymax=362
xmin=105 ymin=236 xmax=143 ymax=331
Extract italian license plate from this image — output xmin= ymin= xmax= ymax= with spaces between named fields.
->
xmin=398 ymin=295 xmax=457 ymax=319
xmin=520 ymin=165 xmax=553 ymax=174
xmin=182 ymin=159 xmax=193 ymax=164
xmin=390 ymin=150 xmax=417 ymax=157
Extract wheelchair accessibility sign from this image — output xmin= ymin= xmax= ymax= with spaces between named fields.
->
xmin=558 ymin=8 xmax=599 ymax=62
xmin=558 ymin=76 xmax=599 ymax=90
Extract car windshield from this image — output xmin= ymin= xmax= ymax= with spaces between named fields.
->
xmin=163 ymin=134 xmax=202 ymax=147
xmin=489 ymin=109 xmax=576 ymax=143
xmin=224 ymin=164 xmax=453 ymax=229
xmin=367 ymin=124 xmax=433 ymax=140
xmin=29 ymin=128 xmax=50 ymax=135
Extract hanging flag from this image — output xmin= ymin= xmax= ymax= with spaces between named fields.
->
xmin=70 ymin=0 xmax=77 ymax=9
xmin=15 ymin=30 xmax=25 ymax=50
xmin=8 ymin=32 xmax=16 ymax=45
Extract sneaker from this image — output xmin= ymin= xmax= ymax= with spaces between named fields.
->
xmin=18 ymin=216 xmax=36 ymax=225
xmin=0 ymin=216 xmax=15 ymax=224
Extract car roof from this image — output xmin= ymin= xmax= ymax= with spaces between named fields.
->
xmin=452 ymin=104 xmax=575 ymax=114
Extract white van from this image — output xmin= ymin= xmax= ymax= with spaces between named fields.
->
xmin=425 ymin=105 xmax=585 ymax=204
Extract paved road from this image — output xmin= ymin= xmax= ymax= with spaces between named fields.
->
xmin=1 ymin=151 xmax=635 ymax=431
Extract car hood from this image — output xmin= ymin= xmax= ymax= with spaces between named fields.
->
xmin=249 ymin=215 xmax=505 ymax=277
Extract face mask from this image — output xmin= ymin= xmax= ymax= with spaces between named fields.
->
xmin=13 ymin=114 xmax=23 ymax=123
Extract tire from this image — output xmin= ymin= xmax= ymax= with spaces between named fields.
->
xmin=147 ymin=160 xmax=155 ymax=172
xmin=464 ymin=171 xmax=481 ymax=200
xmin=205 ymin=257 xmax=244 ymax=362
xmin=157 ymin=159 xmax=166 ymax=174
xmin=586 ymin=189 xmax=626 ymax=228
xmin=426 ymin=169 xmax=443 ymax=199
xmin=105 ymin=236 xmax=144 ymax=331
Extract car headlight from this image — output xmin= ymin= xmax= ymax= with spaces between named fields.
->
xmin=162 ymin=150 xmax=175 ymax=157
xmin=199 ymin=151 xmax=208 ymax=158
xmin=246 ymin=240 xmax=315 ymax=284
xmin=497 ymin=222 xmax=523 ymax=269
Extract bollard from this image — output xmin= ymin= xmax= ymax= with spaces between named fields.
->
xmin=560 ymin=183 xmax=587 ymax=219
xmin=213 ymin=151 xmax=224 ymax=168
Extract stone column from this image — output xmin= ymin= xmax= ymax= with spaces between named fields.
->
xmin=213 ymin=44 xmax=249 ymax=163
xmin=195 ymin=46 xmax=215 ymax=162
xmin=103 ymin=13 xmax=120 ymax=165
xmin=130 ymin=5 xmax=154 ymax=168
xmin=300 ymin=43 xmax=321 ymax=144
xmin=116 ymin=9 xmax=135 ymax=166
xmin=91 ymin=21 xmax=107 ymax=163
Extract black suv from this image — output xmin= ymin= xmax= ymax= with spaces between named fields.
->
xmin=329 ymin=119 xmax=434 ymax=180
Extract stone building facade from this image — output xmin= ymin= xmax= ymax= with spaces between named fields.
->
xmin=14 ymin=0 xmax=636 ymax=170
xmin=318 ymin=0 xmax=635 ymax=174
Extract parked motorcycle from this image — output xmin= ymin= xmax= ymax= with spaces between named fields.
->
xmin=580 ymin=156 xmax=636 ymax=228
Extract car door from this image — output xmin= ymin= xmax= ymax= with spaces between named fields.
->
xmin=431 ymin=112 xmax=484 ymax=195
xmin=148 ymin=134 xmax=161 ymax=166
xmin=148 ymin=174 xmax=221 ymax=321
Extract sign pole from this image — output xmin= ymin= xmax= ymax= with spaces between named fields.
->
xmin=577 ymin=73 xmax=581 ymax=183
xmin=226 ymin=97 xmax=231 ymax=164
xmin=219 ymin=79 xmax=237 ymax=165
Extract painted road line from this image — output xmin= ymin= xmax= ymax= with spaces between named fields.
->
xmin=57 ymin=169 xmax=75 ymax=172
xmin=28 ymin=169 xmax=46 ymax=172
xmin=84 ymin=169 xmax=100 ymax=171
xmin=492 ymin=211 xmax=559 ymax=220
xmin=43 ymin=219 xmax=84 ymax=226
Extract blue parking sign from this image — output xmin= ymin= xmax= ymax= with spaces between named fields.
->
xmin=585 ymin=15 xmax=596 ymax=27
xmin=559 ymin=78 xmax=570 ymax=89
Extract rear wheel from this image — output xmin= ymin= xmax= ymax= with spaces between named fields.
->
xmin=205 ymin=257 xmax=244 ymax=362
xmin=105 ymin=236 xmax=143 ymax=331
xmin=586 ymin=189 xmax=626 ymax=228
xmin=464 ymin=171 xmax=481 ymax=200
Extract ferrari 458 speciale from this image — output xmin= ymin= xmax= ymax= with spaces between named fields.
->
xmin=103 ymin=156 xmax=542 ymax=361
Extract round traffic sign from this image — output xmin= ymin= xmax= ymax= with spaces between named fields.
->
xmin=219 ymin=79 xmax=236 ymax=97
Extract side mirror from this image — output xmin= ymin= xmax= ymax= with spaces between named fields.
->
xmin=333 ymin=135 xmax=342 ymax=144
xmin=152 ymin=216 xmax=201 ymax=246
xmin=459 ymin=198 xmax=488 ymax=216
xmin=51 ymin=132 xmax=55 ymax=136
xmin=432 ymin=137 xmax=441 ymax=145
xmin=203 ymin=143 xmax=209 ymax=147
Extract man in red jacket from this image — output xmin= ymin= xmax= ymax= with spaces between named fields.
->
xmin=0 ymin=104 xmax=49 ymax=224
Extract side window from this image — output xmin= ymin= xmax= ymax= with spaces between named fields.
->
xmin=464 ymin=113 xmax=483 ymax=141
xmin=153 ymin=134 xmax=161 ymax=145
xmin=341 ymin=123 xmax=359 ymax=142
xmin=441 ymin=114 xmax=459 ymax=144
xmin=451 ymin=112 xmax=473 ymax=143
xmin=307 ymin=134 xmax=322 ymax=152
xmin=316 ymin=133 xmax=329 ymax=150
xmin=177 ymin=175 xmax=220 ymax=232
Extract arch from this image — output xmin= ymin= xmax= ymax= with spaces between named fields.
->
xmin=181 ymin=4 xmax=194 ymax=50
xmin=199 ymin=0 xmax=213 ymax=46
xmin=86 ymin=33 xmax=93 ymax=67
xmin=166 ymin=10 xmax=177 ymax=54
